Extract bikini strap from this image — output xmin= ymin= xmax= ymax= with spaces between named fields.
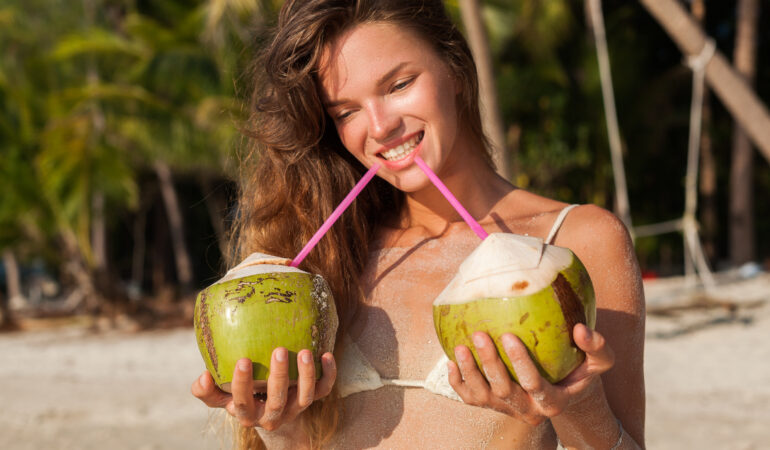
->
xmin=545 ymin=204 xmax=580 ymax=245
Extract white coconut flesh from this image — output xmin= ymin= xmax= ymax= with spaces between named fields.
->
xmin=215 ymin=252 xmax=304 ymax=284
xmin=433 ymin=233 xmax=575 ymax=305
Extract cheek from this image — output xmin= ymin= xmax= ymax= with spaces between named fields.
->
xmin=411 ymin=77 xmax=459 ymax=133
xmin=336 ymin=121 xmax=367 ymax=158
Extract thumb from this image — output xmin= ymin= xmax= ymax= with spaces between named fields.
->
xmin=574 ymin=324 xmax=615 ymax=370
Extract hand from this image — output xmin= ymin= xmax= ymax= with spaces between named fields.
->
xmin=447 ymin=324 xmax=614 ymax=426
xmin=191 ymin=348 xmax=336 ymax=431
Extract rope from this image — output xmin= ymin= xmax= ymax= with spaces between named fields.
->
xmin=685 ymin=39 xmax=716 ymax=73
xmin=632 ymin=38 xmax=717 ymax=290
xmin=682 ymin=39 xmax=716 ymax=289
xmin=382 ymin=379 xmax=425 ymax=388
xmin=588 ymin=0 xmax=632 ymax=230
xmin=588 ymin=0 xmax=717 ymax=291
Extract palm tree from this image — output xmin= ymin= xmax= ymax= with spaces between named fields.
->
xmin=118 ymin=6 xmax=245 ymax=292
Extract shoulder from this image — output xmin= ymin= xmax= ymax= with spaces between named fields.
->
xmin=554 ymin=204 xmax=632 ymax=257
xmin=554 ymin=204 xmax=643 ymax=313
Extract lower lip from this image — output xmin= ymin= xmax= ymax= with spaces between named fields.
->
xmin=379 ymin=138 xmax=424 ymax=171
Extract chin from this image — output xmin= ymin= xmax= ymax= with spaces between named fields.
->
xmin=383 ymin=174 xmax=434 ymax=194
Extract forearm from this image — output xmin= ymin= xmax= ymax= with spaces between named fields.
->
xmin=550 ymin=381 xmax=642 ymax=450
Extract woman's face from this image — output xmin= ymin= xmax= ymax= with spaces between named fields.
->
xmin=318 ymin=22 xmax=461 ymax=192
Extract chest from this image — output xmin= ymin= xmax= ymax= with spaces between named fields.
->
xmin=349 ymin=231 xmax=481 ymax=379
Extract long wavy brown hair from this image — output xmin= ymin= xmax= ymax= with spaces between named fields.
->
xmin=227 ymin=0 xmax=489 ymax=448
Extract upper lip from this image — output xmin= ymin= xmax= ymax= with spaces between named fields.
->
xmin=373 ymin=130 xmax=423 ymax=157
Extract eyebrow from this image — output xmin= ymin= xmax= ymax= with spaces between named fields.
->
xmin=323 ymin=61 xmax=411 ymax=108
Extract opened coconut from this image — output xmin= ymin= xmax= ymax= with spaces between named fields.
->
xmin=194 ymin=253 xmax=338 ymax=392
xmin=433 ymin=233 xmax=596 ymax=384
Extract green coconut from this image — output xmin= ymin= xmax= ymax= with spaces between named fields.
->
xmin=194 ymin=253 xmax=338 ymax=392
xmin=433 ymin=233 xmax=596 ymax=384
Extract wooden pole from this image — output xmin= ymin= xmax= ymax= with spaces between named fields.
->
xmin=729 ymin=0 xmax=759 ymax=265
xmin=639 ymin=0 xmax=770 ymax=164
xmin=459 ymin=0 xmax=511 ymax=178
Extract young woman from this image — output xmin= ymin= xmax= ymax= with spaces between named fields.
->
xmin=191 ymin=1 xmax=646 ymax=448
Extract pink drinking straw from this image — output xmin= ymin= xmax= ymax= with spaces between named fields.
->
xmin=290 ymin=163 xmax=381 ymax=267
xmin=413 ymin=156 xmax=488 ymax=240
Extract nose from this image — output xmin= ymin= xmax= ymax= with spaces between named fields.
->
xmin=366 ymin=100 xmax=402 ymax=143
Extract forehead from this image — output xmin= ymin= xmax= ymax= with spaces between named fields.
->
xmin=317 ymin=22 xmax=441 ymax=101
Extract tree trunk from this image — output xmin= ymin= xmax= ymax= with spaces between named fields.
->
xmin=60 ymin=230 xmax=101 ymax=312
xmin=691 ymin=0 xmax=718 ymax=263
xmin=130 ymin=204 xmax=148 ymax=299
xmin=200 ymin=176 xmax=230 ymax=260
xmin=638 ymin=0 xmax=770 ymax=164
xmin=0 ymin=291 xmax=6 ymax=330
xmin=458 ymin=0 xmax=511 ymax=179
xmin=154 ymin=161 xmax=194 ymax=292
xmin=85 ymin=0 xmax=109 ymax=296
xmin=92 ymin=191 xmax=106 ymax=271
xmin=91 ymin=189 xmax=112 ymax=297
xmin=729 ymin=0 xmax=759 ymax=265
xmin=2 ymin=249 xmax=24 ymax=327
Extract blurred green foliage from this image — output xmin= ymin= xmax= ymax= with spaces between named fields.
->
xmin=0 ymin=0 xmax=768 ymax=305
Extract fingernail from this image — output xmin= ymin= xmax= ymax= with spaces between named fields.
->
xmin=472 ymin=333 xmax=485 ymax=349
xmin=275 ymin=348 xmax=287 ymax=362
xmin=301 ymin=352 xmax=312 ymax=364
xmin=238 ymin=359 xmax=251 ymax=372
xmin=501 ymin=334 xmax=515 ymax=350
xmin=584 ymin=327 xmax=593 ymax=339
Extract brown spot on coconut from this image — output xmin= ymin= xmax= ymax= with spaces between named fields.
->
xmin=193 ymin=253 xmax=338 ymax=393
xmin=512 ymin=280 xmax=529 ymax=290
xmin=432 ymin=233 xmax=596 ymax=384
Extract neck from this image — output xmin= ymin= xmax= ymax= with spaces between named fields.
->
xmin=401 ymin=135 xmax=512 ymax=235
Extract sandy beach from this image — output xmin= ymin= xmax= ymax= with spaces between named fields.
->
xmin=1 ymin=272 xmax=769 ymax=449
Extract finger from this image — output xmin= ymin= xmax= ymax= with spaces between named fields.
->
xmin=261 ymin=347 xmax=290 ymax=430
xmin=472 ymin=332 xmax=515 ymax=399
xmin=230 ymin=359 xmax=258 ymax=424
xmin=191 ymin=371 xmax=231 ymax=408
xmin=559 ymin=325 xmax=615 ymax=385
xmin=454 ymin=345 xmax=490 ymax=403
xmin=314 ymin=352 xmax=337 ymax=400
xmin=501 ymin=334 xmax=562 ymax=416
xmin=501 ymin=334 xmax=543 ymax=393
xmin=294 ymin=350 xmax=316 ymax=408
xmin=447 ymin=359 xmax=473 ymax=400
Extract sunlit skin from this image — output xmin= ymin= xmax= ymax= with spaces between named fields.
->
xmin=192 ymin=22 xmax=645 ymax=449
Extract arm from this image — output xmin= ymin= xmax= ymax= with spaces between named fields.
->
xmin=448 ymin=205 xmax=645 ymax=448
xmin=552 ymin=205 xmax=645 ymax=448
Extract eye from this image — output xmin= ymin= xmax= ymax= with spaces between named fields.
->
xmin=334 ymin=110 xmax=354 ymax=122
xmin=391 ymin=77 xmax=414 ymax=92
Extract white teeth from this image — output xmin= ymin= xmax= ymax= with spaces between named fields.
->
xmin=380 ymin=134 xmax=422 ymax=162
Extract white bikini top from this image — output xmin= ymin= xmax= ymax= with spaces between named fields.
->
xmin=336 ymin=204 xmax=580 ymax=401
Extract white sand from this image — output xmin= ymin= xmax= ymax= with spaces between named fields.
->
xmin=1 ymin=272 xmax=768 ymax=449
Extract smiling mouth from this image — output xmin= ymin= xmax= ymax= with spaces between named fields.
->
xmin=378 ymin=131 xmax=424 ymax=162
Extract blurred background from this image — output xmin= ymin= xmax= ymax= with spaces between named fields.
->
xmin=1 ymin=0 xmax=769 ymax=449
